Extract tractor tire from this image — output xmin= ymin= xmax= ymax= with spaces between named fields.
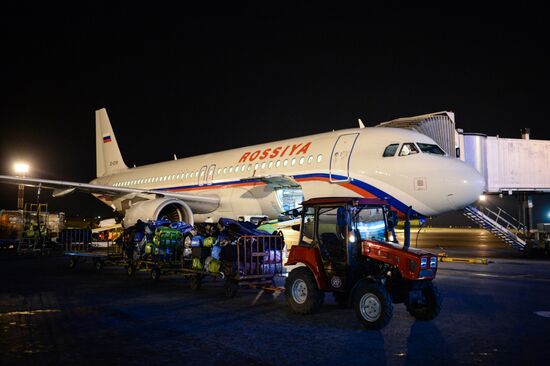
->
xmin=94 ymin=259 xmax=104 ymax=272
xmin=224 ymin=280 xmax=239 ymax=298
xmin=190 ymin=274 xmax=202 ymax=291
xmin=150 ymin=267 xmax=161 ymax=281
xmin=406 ymin=282 xmax=442 ymax=320
xmin=285 ymin=267 xmax=324 ymax=314
xmin=126 ymin=264 xmax=136 ymax=276
xmin=353 ymin=283 xmax=393 ymax=330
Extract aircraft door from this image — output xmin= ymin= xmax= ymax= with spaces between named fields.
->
xmin=330 ymin=133 xmax=359 ymax=182
xmin=198 ymin=165 xmax=208 ymax=186
xmin=205 ymin=164 xmax=216 ymax=185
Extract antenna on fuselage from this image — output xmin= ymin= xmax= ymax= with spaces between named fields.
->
xmin=358 ymin=118 xmax=365 ymax=129
xmin=174 ymin=154 xmax=178 ymax=160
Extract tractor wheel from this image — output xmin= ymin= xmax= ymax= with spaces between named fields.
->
xmin=150 ymin=267 xmax=161 ymax=281
xmin=285 ymin=267 xmax=324 ymax=314
xmin=353 ymin=283 xmax=393 ymax=330
xmin=126 ymin=264 xmax=136 ymax=276
xmin=406 ymin=282 xmax=442 ymax=320
xmin=94 ymin=259 xmax=104 ymax=272
xmin=190 ymin=274 xmax=202 ymax=291
xmin=224 ymin=280 xmax=239 ymax=298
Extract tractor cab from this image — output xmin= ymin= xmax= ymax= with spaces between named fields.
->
xmin=285 ymin=197 xmax=441 ymax=329
xmin=293 ymin=198 xmax=395 ymax=290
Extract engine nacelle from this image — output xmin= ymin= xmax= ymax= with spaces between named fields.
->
xmin=122 ymin=198 xmax=194 ymax=228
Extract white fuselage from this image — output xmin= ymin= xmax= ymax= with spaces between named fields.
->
xmin=92 ymin=127 xmax=485 ymax=222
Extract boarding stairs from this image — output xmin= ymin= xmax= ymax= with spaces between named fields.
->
xmin=462 ymin=205 xmax=527 ymax=251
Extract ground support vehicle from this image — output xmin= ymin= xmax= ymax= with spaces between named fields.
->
xmin=285 ymin=198 xmax=442 ymax=329
xmin=181 ymin=235 xmax=285 ymax=300
xmin=62 ymin=228 xmax=124 ymax=271
xmin=1 ymin=206 xmax=65 ymax=252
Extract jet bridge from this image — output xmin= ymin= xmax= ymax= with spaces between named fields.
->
xmin=377 ymin=112 xmax=550 ymax=252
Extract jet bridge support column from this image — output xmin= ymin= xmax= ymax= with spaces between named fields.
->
xmin=517 ymin=193 xmax=533 ymax=234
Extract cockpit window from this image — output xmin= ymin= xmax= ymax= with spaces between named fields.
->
xmin=416 ymin=143 xmax=446 ymax=155
xmin=399 ymin=143 xmax=419 ymax=156
xmin=382 ymin=144 xmax=399 ymax=157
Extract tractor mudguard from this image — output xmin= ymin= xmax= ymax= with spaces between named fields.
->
xmin=286 ymin=245 xmax=329 ymax=290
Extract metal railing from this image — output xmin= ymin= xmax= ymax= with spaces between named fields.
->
xmin=236 ymin=235 xmax=284 ymax=279
xmin=483 ymin=206 xmax=526 ymax=234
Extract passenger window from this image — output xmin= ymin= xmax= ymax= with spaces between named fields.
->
xmin=308 ymin=155 xmax=313 ymax=164
xmin=283 ymin=159 xmax=288 ymax=167
xmin=236 ymin=166 xmax=240 ymax=173
xmin=291 ymin=158 xmax=296 ymax=166
xmin=383 ymin=144 xmax=399 ymax=157
xmin=261 ymin=162 xmax=266 ymax=169
xmin=229 ymin=166 xmax=233 ymax=173
xmin=299 ymin=157 xmax=305 ymax=165
xmin=275 ymin=160 xmax=280 ymax=168
xmin=268 ymin=161 xmax=274 ymax=168
xmin=317 ymin=154 xmax=323 ymax=163
xmin=399 ymin=143 xmax=419 ymax=156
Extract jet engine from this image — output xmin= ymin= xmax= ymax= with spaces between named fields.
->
xmin=122 ymin=198 xmax=194 ymax=228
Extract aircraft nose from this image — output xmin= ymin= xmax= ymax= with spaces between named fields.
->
xmin=444 ymin=160 xmax=486 ymax=210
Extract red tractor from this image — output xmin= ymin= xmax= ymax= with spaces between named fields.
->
xmin=285 ymin=197 xmax=441 ymax=329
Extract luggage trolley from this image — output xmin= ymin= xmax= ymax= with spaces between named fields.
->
xmin=124 ymin=229 xmax=187 ymax=280
xmin=62 ymin=228 xmax=124 ymax=271
xmin=183 ymin=234 xmax=285 ymax=301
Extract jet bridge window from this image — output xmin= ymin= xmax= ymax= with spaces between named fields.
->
xmin=383 ymin=144 xmax=399 ymax=157
xmin=416 ymin=143 xmax=446 ymax=155
xmin=399 ymin=143 xmax=419 ymax=156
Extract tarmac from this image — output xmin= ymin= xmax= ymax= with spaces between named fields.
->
xmin=1 ymin=228 xmax=549 ymax=366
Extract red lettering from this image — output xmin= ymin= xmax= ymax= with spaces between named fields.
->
xmin=289 ymin=143 xmax=302 ymax=155
xmin=295 ymin=142 xmax=311 ymax=155
xmin=270 ymin=146 xmax=282 ymax=158
xmin=260 ymin=148 xmax=271 ymax=160
xmin=249 ymin=150 xmax=261 ymax=161
xmin=280 ymin=146 xmax=290 ymax=157
xmin=239 ymin=152 xmax=250 ymax=163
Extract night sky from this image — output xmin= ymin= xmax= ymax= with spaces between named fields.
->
xmin=1 ymin=4 xmax=549 ymax=222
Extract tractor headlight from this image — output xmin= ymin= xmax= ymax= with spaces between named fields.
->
xmin=420 ymin=257 xmax=428 ymax=269
xmin=430 ymin=256 xmax=437 ymax=268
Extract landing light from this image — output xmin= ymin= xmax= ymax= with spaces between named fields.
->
xmin=478 ymin=195 xmax=486 ymax=201
xmin=349 ymin=233 xmax=356 ymax=243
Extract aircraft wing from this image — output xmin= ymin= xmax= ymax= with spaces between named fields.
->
xmin=240 ymin=174 xmax=301 ymax=188
xmin=0 ymin=175 xmax=220 ymax=205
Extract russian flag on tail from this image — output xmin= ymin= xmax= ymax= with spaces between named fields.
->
xmin=103 ymin=135 xmax=112 ymax=143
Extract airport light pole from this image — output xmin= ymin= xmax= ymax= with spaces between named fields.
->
xmin=14 ymin=162 xmax=29 ymax=210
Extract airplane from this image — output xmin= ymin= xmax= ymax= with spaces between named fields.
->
xmin=0 ymin=108 xmax=485 ymax=227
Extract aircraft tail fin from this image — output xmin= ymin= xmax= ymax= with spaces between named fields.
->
xmin=95 ymin=108 xmax=128 ymax=177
